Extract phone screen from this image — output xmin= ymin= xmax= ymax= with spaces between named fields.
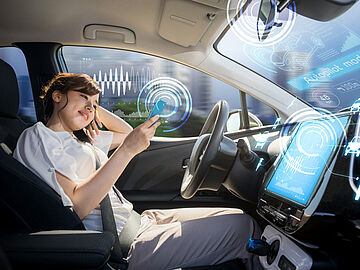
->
xmin=147 ymin=99 xmax=167 ymax=121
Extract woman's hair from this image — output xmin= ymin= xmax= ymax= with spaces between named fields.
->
xmin=40 ymin=73 xmax=102 ymax=143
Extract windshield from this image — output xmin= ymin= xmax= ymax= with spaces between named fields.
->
xmin=217 ymin=0 xmax=360 ymax=113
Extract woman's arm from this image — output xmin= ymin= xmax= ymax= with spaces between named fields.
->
xmin=89 ymin=106 xmax=134 ymax=150
xmin=57 ymin=115 xmax=160 ymax=220
xmin=97 ymin=106 xmax=133 ymax=134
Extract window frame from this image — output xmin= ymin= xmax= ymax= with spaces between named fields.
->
xmin=58 ymin=45 xmax=279 ymax=132
xmin=0 ymin=45 xmax=37 ymax=123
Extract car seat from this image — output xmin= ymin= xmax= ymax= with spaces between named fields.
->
xmin=0 ymin=59 xmax=29 ymax=152
xmin=0 ymin=59 xmax=246 ymax=270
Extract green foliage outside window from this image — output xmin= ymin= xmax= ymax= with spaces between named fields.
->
xmin=111 ymin=100 xmax=206 ymax=137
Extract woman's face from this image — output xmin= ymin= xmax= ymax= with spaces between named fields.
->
xmin=55 ymin=90 xmax=99 ymax=132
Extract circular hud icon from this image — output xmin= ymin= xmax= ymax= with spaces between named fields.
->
xmin=279 ymin=107 xmax=348 ymax=175
xmin=137 ymin=77 xmax=192 ymax=133
xmin=226 ymin=0 xmax=296 ymax=46
xmin=312 ymin=90 xmax=340 ymax=108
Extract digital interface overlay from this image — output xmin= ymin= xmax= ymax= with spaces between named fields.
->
xmin=226 ymin=0 xmax=297 ymax=46
xmin=137 ymin=77 xmax=192 ymax=133
xmin=218 ymin=2 xmax=360 ymax=112
xmin=266 ymin=115 xmax=349 ymax=205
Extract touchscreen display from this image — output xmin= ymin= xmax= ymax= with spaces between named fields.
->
xmin=266 ymin=115 xmax=349 ymax=205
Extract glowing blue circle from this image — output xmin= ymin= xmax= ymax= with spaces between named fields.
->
xmin=137 ymin=77 xmax=192 ymax=133
xmin=226 ymin=0 xmax=297 ymax=46
xmin=280 ymin=107 xmax=348 ymax=175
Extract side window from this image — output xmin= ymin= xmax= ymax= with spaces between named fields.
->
xmin=0 ymin=47 xmax=36 ymax=123
xmin=62 ymin=46 xmax=243 ymax=137
xmin=226 ymin=93 xmax=278 ymax=131
xmin=246 ymin=94 xmax=278 ymax=126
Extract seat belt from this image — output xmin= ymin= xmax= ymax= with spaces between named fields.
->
xmin=92 ymin=145 xmax=141 ymax=262
xmin=100 ymin=195 xmax=125 ymax=262
xmin=93 ymin=148 xmax=125 ymax=263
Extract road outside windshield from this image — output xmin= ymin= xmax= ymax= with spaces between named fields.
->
xmin=217 ymin=0 xmax=360 ymax=112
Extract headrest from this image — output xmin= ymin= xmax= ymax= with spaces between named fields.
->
xmin=0 ymin=59 xmax=19 ymax=118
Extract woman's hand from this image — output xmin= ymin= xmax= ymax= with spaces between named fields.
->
xmin=85 ymin=110 xmax=102 ymax=141
xmin=121 ymin=115 xmax=161 ymax=156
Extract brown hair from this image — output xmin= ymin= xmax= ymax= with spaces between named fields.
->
xmin=40 ymin=73 xmax=102 ymax=143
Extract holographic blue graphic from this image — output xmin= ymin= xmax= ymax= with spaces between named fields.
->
xmin=355 ymin=177 xmax=360 ymax=200
xmin=344 ymin=136 xmax=360 ymax=157
xmin=288 ymin=51 xmax=360 ymax=91
xmin=137 ymin=77 xmax=192 ymax=133
xmin=226 ymin=0 xmax=296 ymax=47
xmin=255 ymin=131 xmax=269 ymax=149
xmin=279 ymin=108 xmax=349 ymax=176
xmin=256 ymin=158 xmax=264 ymax=171
xmin=267 ymin=115 xmax=349 ymax=205
xmin=350 ymin=98 xmax=360 ymax=112
xmin=272 ymin=117 xmax=281 ymax=129
xmin=280 ymin=108 xmax=348 ymax=143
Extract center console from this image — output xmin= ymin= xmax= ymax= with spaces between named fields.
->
xmin=257 ymin=113 xmax=350 ymax=233
xmin=252 ymin=113 xmax=354 ymax=269
xmin=258 ymin=225 xmax=313 ymax=270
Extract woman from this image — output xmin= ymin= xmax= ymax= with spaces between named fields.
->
xmin=13 ymin=73 xmax=262 ymax=270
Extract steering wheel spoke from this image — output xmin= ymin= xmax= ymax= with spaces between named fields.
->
xmin=181 ymin=100 xmax=231 ymax=199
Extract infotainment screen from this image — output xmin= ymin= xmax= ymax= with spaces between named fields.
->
xmin=266 ymin=115 xmax=349 ymax=205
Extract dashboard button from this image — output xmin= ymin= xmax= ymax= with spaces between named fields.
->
xmin=278 ymin=255 xmax=296 ymax=270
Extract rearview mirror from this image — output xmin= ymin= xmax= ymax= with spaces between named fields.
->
xmin=257 ymin=0 xmax=285 ymax=41
xmin=226 ymin=109 xmax=263 ymax=132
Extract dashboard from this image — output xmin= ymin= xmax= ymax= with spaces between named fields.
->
xmin=203 ymin=110 xmax=359 ymax=269
xmin=258 ymin=113 xmax=351 ymax=233
xmin=252 ymin=111 xmax=360 ymax=269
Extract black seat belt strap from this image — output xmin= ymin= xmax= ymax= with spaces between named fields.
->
xmin=92 ymin=146 xmax=125 ymax=262
xmin=100 ymin=193 xmax=125 ymax=261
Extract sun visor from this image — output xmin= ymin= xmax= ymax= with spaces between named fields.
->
xmin=192 ymin=0 xmax=241 ymax=10
xmin=158 ymin=0 xmax=219 ymax=47
xmin=294 ymin=0 xmax=357 ymax=21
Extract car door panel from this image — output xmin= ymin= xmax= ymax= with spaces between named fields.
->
xmin=115 ymin=126 xmax=283 ymax=210
xmin=115 ymin=139 xmax=195 ymax=192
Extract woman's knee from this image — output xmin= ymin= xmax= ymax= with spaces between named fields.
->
xmin=223 ymin=213 xmax=260 ymax=240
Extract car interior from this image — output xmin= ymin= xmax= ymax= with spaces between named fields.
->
xmin=0 ymin=0 xmax=360 ymax=269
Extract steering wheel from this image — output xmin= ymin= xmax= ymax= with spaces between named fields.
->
xmin=181 ymin=100 xmax=229 ymax=199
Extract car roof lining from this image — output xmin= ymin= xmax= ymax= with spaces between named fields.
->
xmin=0 ymin=0 xmax=230 ymax=59
xmin=0 ymin=0 xmax=311 ymax=119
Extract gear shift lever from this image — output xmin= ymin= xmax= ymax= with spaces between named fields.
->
xmin=237 ymin=139 xmax=259 ymax=170
xmin=246 ymin=238 xmax=270 ymax=256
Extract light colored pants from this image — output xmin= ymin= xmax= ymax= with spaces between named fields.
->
xmin=126 ymin=207 xmax=262 ymax=270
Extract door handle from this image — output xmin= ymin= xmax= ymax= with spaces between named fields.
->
xmin=182 ymin=158 xmax=190 ymax=169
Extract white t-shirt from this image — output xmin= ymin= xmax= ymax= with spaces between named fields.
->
xmin=13 ymin=122 xmax=133 ymax=235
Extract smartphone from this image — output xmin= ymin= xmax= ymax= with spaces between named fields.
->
xmin=147 ymin=99 xmax=167 ymax=125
